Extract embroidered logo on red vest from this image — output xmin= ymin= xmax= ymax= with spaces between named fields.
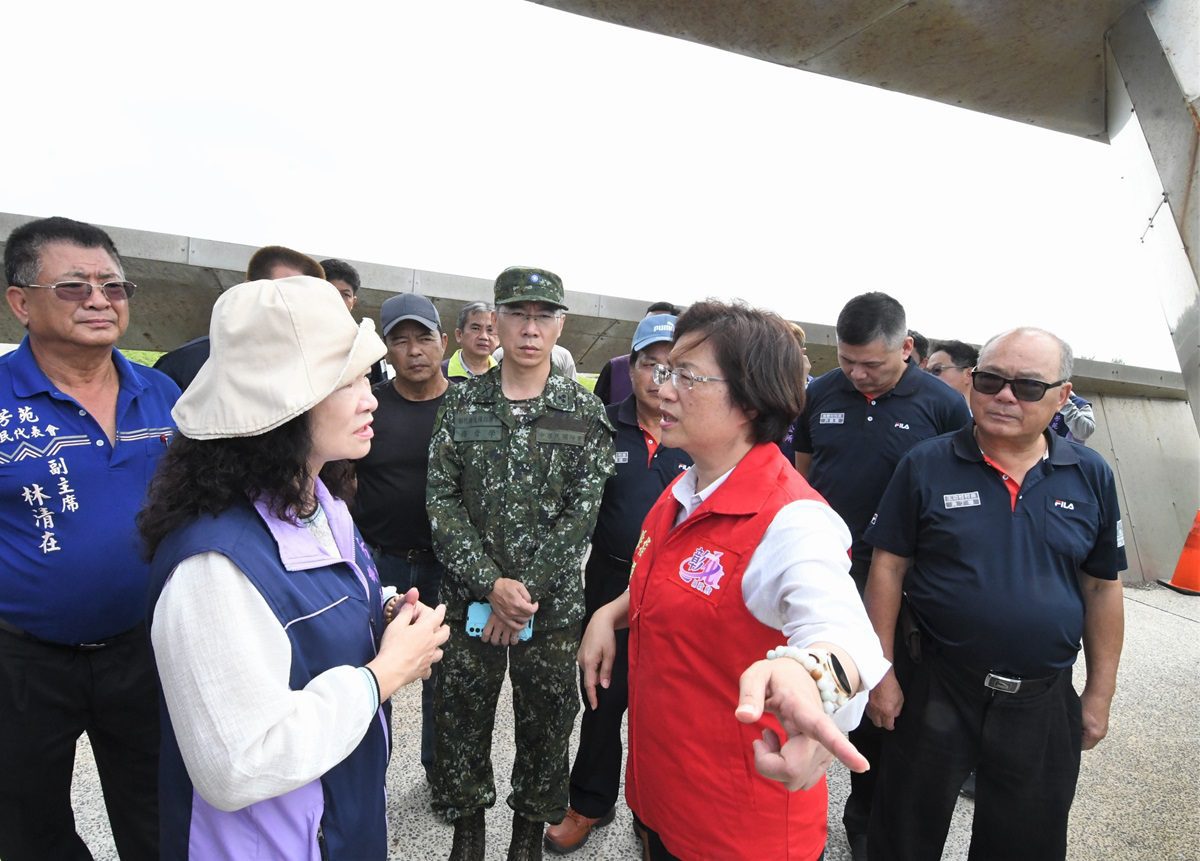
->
xmin=678 ymin=547 xmax=725 ymax=595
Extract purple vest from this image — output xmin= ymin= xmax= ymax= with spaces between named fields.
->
xmin=147 ymin=483 xmax=390 ymax=859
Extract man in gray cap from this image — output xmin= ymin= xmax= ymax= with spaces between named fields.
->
xmin=427 ymin=267 xmax=615 ymax=861
xmin=352 ymin=292 xmax=449 ymax=782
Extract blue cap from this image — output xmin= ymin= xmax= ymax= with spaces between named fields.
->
xmin=632 ymin=314 xmax=677 ymax=351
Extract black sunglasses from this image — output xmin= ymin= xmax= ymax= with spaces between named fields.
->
xmin=970 ymin=370 xmax=1067 ymax=402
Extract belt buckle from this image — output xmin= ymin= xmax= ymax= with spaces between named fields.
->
xmin=983 ymin=672 xmax=1021 ymax=694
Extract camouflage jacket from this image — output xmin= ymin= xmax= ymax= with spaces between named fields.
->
xmin=426 ymin=366 xmax=615 ymax=630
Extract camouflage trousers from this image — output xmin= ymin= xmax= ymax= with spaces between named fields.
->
xmin=431 ymin=623 xmax=580 ymax=824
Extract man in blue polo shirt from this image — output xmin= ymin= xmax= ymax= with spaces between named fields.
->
xmin=793 ymin=292 xmax=970 ymax=858
xmin=862 ymin=327 xmax=1125 ymax=860
xmin=0 ymin=216 xmax=180 ymax=860
xmin=544 ymin=313 xmax=691 ymax=854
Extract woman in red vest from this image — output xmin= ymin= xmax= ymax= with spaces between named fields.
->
xmin=580 ymin=301 xmax=889 ymax=861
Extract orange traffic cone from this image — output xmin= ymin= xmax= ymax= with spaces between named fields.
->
xmin=1159 ymin=510 xmax=1200 ymax=596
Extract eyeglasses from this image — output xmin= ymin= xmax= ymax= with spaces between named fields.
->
xmin=497 ymin=308 xmax=561 ymax=327
xmin=925 ymin=363 xmax=969 ymax=377
xmin=22 ymin=280 xmax=137 ymax=302
xmin=970 ymin=370 xmax=1067 ymax=402
xmin=652 ymin=364 xmax=726 ymax=391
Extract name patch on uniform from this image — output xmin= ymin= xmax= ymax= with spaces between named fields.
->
xmin=819 ymin=412 xmax=845 ymax=425
xmin=614 ymin=451 xmax=629 ymax=464
xmin=943 ymin=491 xmax=981 ymax=509
xmin=536 ymin=428 xmax=586 ymax=446
xmin=1116 ymin=519 xmax=1125 ymax=548
xmin=453 ymin=414 xmax=503 ymax=442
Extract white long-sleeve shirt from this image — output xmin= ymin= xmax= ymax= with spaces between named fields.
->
xmin=671 ymin=466 xmax=891 ymax=731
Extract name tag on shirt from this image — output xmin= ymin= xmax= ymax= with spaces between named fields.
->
xmin=536 ymin=428 xmax=585 ymax=446
xmin=614 ymin=451 xmax=629 ymax=464
xmin=943 ymin=491 xmax=982 ymax=509
xmin=819 ymin=412 xmax=845 ymax=425
xmin=454 ymin=414 xmax=503 ymax=442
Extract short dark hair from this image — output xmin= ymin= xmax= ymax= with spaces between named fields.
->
xmin=5 ymin=216 xmax=124 ymax=287
xmin=930 ymin=339 xmax=979 ymax=369
xmin=908 ymin=329 xmax=929 ymax=364
xmin=672 ymin=300 xmax=805 ymax=445
xmin=138 ymin=413 xmax=354 ymax=559
xmin=319 ymin=258 xmax=360 ymax=293
xmin=836 ymin=292 xmax=907 ymax=349
xmin=646 ymin=301 xmax=682 ymax=315
xmin=246 ymin=246 xmax=324 ymax=281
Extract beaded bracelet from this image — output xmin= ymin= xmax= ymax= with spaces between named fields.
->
xmin=767 ymin=645 xmax=853 ymax=715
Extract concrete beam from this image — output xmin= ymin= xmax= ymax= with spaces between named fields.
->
xmin=1106 ymin=2 xmax=1200 ymax=430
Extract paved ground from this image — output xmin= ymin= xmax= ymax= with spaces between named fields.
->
xmin=68 ymin=583 xmax=1198 ymax=859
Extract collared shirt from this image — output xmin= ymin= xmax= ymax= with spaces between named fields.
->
xmin=795 ymin=359 xmax=971 ymax=562
xmin=442 ymin=349 xmax=497 ymax=383
xmin=426 ymin=365 xmax=615 ymax=628
xmin=864 ymin=423 xmax=1127 ymax=676
xmin=0 ymin=337 xmax=179 ymax=643
xmin=661 ymin=451 xmax=890 ymax=733
xmin=590 ymin=395 xmax=692 ymax=561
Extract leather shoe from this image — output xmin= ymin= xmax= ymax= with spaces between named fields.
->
xmin=543 ymin=807 xmax=615 ymax=854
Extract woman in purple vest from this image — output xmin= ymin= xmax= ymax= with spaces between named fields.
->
xmin=139 ymin=277 xmax=450 ymax=860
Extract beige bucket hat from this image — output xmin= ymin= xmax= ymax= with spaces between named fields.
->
xmin=172 ymin=276 xmax=386 ymax=439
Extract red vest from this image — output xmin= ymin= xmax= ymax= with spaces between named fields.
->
xmin=626 ymin=443 xmax=831 ymax=861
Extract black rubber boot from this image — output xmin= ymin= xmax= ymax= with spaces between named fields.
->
xmin=507 ymin=812 xmax=544 ymax=861
xmin=448 ymin=809 xmax=485 ymax=861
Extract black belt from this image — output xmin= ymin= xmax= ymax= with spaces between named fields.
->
xmin=935 ymin=650 xmax=1065 ymax=698
xmin=381 ymin=547 xmax=438 ymax=562
xmin=0 ymin=617 xmax=142 ymax=651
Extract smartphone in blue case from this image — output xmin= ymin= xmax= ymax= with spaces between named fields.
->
xmin=466 ymin=601 xmax=534 ymax=641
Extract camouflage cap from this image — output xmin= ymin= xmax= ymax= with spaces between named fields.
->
xmin=493 ymin=267 xmax=567 ymax=310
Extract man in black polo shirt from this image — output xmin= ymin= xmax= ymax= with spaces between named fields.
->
xmin=352 ymin=291 xmax=449 ymax=780
xmin=793 ymin=292 xmax=970 ymax=858
xmin=543 ymin=313 xmax=691 ymax=855
xmin=862 ymin=327 xmax=1125 ymax=860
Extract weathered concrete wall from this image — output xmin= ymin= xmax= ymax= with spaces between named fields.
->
xmin=1079 ymin=389 xmax=1200 ymax=584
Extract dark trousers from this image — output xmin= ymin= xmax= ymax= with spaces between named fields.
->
xmin=0 ymin=625 xmax=159 ymax=861
xmin=373 ymin=549 xmax=443 ymax=775
xmin=842 ymin=554 xmax=879 ymax=838
xmin=568 ymin=552 xmax=632 ymax=818
xmin=868 ymin=645 xmax=1082 ymax=861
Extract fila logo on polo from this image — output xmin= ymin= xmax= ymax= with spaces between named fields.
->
xmin=1054 ymin=500 xmax=1075 ymax=510
xmin=678 ymin=547 xmax=725 ymax=596
xmin=614 ymin=451 xmax=629 ymax=464
xmin=894 ymin=422 xmax=910 ymax=430
xmin=943 ymin=491 xmax=982 ymax=509
xmin=819 ymin=412 xmax=845 ymax=425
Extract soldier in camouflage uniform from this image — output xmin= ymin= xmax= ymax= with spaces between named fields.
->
xmin=426 ymin=267 xmax=615 ymax=861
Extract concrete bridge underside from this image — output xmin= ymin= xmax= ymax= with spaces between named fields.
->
xmin=528 ymin=0 xmax=1200 ymax=429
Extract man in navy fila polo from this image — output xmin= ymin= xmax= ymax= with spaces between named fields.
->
xmin=862 ymin=327 xmax=1125 ymax=860
xmin=0 ymin=217 xmax=179 ymax=860
xmin=793 ymin=291 xmax=970 ymax=858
